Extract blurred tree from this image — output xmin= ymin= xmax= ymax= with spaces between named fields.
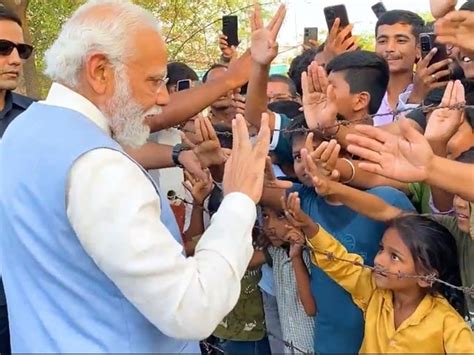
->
xmin=23 ymin=0 xmax=279 ymax=97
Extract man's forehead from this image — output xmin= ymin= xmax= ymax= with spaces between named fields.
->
xmin=0 ymin=20 xmax=24 ymax=42
xmin=377 ymin=23 xmax=415 ymax=38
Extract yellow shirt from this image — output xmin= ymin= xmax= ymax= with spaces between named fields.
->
xmin=308 ymin=226 xmax=474 ymax=353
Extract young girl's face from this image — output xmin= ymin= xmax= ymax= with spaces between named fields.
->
xmin=373 ymin=228 xmax=421 ymax=291
xmin=453 ymin=195 xmax=471 ymax=235
xmin=262 ymin=207 xmax=289 ymax=247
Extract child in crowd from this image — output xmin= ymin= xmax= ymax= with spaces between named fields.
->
xmin=255 ymin=202 xmax=315 ymax=353
xmin=282 ymin=192 xmax=474 ymax=352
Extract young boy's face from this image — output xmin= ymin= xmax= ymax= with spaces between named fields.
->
xmin=292 ymin=135 xmax=316 ymax=187
xmin=375 ymin=23 xmax=418 ymax=75
xmin=453 ymin=194 xmax=472 ymax=235
xmin=262 ymin=206 xmax=289 ymax=247
xmin=327 ymin=71 xmax=362 ymax=121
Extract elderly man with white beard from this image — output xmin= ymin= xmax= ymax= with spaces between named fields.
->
xmin=0 ymin=0 xmax=284 ymax=352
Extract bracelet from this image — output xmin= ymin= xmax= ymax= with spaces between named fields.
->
xmin=340 ymin=158 xmax=356 ymax=184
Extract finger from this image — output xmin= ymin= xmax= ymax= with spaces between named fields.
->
xmin=419 ymin=47 xmax=438 ymax=69
xmin=302 ymin=148 xmax=319 ymax=176
xmin=304 ymin=132 xmax=315 ymax=153
xmin=454 ymin=79 xmax=466 ymax=105
xmin=317 ymin=66 xmax=329 ymax=93
xmin=351 ymin=124 xmax=391 ymax=144
xmin=280 ymin=195 xmax=288 ymax=212
xmin=194 ymin=117 xmax=204 ymax=143
xmin=180 ymin=131 xmax=196 ymax=149
xmin=440 ymin=80 xmax=454 ymax=106
xmin=337 ymin=23 xmax=354 ymax=41
xmin=326 ymin=141 xmax=341 ymax=168
xmin=269 ymin=5 xmax=286 ymax=39
xmin=320 ymin=140 xmax=337 ymax=162
xmin=265 ymin=156 xmax=276 ymax=180
xmin=182 ymin=180 xmax=193 ymax=194
xmin=328 ymin=17 xmax=340 ymax=42
xmin=253 ymin=112 xmax=271 ymax=159
xmin=184 ymin=170 xmax=197 ymax=185
xmin=310 ymin=62 xmax=322 ymax=92
xmin=254 ymin=0 xmax=264 ymax=29
xmin=301 ymin=71 xmax=313 ymax=97
xmin=330 ymin=169 xmax=340 ymax=182
xmin=313 ymin=140 xmax=329 ymax=160
xmin=426 ymin=57 xmax=452 ymax=74
xmin=356 ymin=161 xmax=384 ymax=175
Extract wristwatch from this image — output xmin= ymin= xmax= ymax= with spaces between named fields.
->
xmin=172 ymin=143 xmax=190 ymax=168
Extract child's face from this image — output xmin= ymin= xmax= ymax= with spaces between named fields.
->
xmin=453 ymin=194 xmax=472 ymax=235
xmin=262 ymin=207 xmax=289 ymax=247
xmin=292 ymin=135 xmax=323 ymax=187
xmin=373 ymin=228 xmax=421 ymax=291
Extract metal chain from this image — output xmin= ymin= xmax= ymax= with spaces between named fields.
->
xmin=174 ymin=103 xmax=474 ymax=138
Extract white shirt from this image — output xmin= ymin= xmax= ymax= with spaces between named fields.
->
xmin=42 ymin=83 xmax=255 ymax=340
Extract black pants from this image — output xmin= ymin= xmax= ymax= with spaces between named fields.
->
xmin=0 ymin=304 xmax=10 ymax=355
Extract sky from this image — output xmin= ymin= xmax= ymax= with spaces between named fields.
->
xmin=277 ymin=0 xmax=431 ymax=46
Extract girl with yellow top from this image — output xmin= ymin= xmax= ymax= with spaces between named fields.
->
xmin=282 ymin=192 xmax=474 ymax=353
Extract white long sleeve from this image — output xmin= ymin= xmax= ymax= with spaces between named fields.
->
xmin=66 ymin=148 xmax=255 ymax=340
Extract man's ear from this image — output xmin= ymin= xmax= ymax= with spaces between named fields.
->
xmin=85 ymin=52 xmax=114 ymax=95
xmin=353 ymin=91 xmax=371 ymax=113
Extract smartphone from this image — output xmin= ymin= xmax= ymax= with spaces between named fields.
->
xmin=371 ymin=2 xmax=387 ymax=19
xmin=222 ymin=15 xmax=239 ymax=47
xmin=304 ymin=27 xmax=318 ymax=46
xmin=176 ymin=79 xmax=191 ymax=91
xmin=324 ymin=5 xmax=350 ymax=31
xmin=419 ymin=33 xmax=448 ymax=66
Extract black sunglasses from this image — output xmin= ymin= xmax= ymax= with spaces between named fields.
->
xmin=0 ymin=39 xmax=33 ymax=60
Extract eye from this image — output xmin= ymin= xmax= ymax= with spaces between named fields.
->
xmin=262 ymin=213 xmax=269 ymax=220
xmin=391 ymin=253 xmax=400 ymax=261
xmin=277 ymin=212 xmax=286 ymax=220
xmin=377 ymin=39 xmax=386 ymax=45
xmin=397 ymin=39 xmax=408 ymax=44
xmin=293 ymin=154 xmax=301 ymax=162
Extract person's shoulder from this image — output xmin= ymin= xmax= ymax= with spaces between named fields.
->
xmin=366 ymin=186 xmax=415 ymax=211
xmin=11 ymin=92 xmax=36 ymax=110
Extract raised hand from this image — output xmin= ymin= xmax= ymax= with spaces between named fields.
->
xmin=263 ymin=156 xmax=293 ymax=189
xmin=424 ymin=80 xmax=465 ymax=144
xmin=430 ymin=0 xmax=457 ymax=19
xmin=409 ymin=49 xmax=453 ymax=104
xmin=219 ymin=34 xmax=237 ymax=61
xmin=301 ymin=61 xmax=338 ymax=131
xmin=249 ymin=3 xmax=286 ymax=66
xmin=346 ymin=120 xmax=434 ymax=183
xmin=323 ymin=18 xmax=358 ymax=62
xmin=223 ymin=113 xmax=271 ymax=203
xmin=435 ymin=11 xmax=474 ymax=55
xmin=183 ymin=170 xmax=214 ymax=205
xmin=281 ymin=192 xmax=319 ymax=238
xmin=181 ymin=116 xmax=229 ymax=168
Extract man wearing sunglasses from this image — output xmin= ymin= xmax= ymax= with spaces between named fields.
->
xmin=0 ymin=6 xmax=34 ymax=139
xmin=0 ymin=5 xmax=34 ymax=355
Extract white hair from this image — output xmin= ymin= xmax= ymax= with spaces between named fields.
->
xmin=44 ymin=0 xmax=160 ymax=87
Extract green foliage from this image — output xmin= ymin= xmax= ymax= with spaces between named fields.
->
xmin=27 ymin=0 xmax=280 ymax=96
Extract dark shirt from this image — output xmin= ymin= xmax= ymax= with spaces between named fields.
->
xmin=0 ymin=91 xmax=34 ymax=138
xmin=0 ymin=90 xmax=33 ymax=305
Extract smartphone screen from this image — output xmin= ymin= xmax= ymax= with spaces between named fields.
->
xmin=371 ymin=2 xmax=387 ymax=19
xmin=222 ymin=15 xmax=239 ymax=47
xmin=304 ymin=27 xmax=318 ymax=46
xmin=324 ymin=5 xmax=350 ymax=31
xmin=177 ymin=79 xmax=191 ymax=91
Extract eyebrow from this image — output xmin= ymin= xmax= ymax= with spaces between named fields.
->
xmin=377 ymin=34 xmax=411 ymax=40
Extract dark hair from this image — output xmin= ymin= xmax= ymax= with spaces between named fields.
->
xmin=456 ymin=147 xmax=474 ymax=164
xmin=460 ymin=1 xmax=474 ymax=11
xmin=0 ymin=5 xmax=22 ymax=27
xmin=213 ymin=123 xmax=233 ymax=149
xmin=268 ymin=74 xmax=298 ymax=98
xmin=268 ymin=100 xmax=302 ymax=119
xmin=166 ymin=62 xmax=199 ymax=88
xmin=326 ymin=50 xmax=390 ymax=114
xmin=285 ymin=113 xmax=326 ymax=148
xmin=288 ymin=48 xmax=318 ymax=96
xmin=375 ymin=10 xmax=425 ymax=40
xmin=202 ymin=63 xmax=227 ymax=83
xmin=389 ymin=215 xmax=466 ymax=317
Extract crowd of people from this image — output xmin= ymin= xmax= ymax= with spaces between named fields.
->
xmin=0 ymin=0 xmax=473 ymax=353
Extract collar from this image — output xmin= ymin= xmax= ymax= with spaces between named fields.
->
xmin=382 ymin=290 xmax=435 ymax=331
xmin=41 ymin=83 xmax=111 ymax=136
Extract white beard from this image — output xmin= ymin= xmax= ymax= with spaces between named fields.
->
xmin=103 ymin=66 xmax=161 ymax=148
